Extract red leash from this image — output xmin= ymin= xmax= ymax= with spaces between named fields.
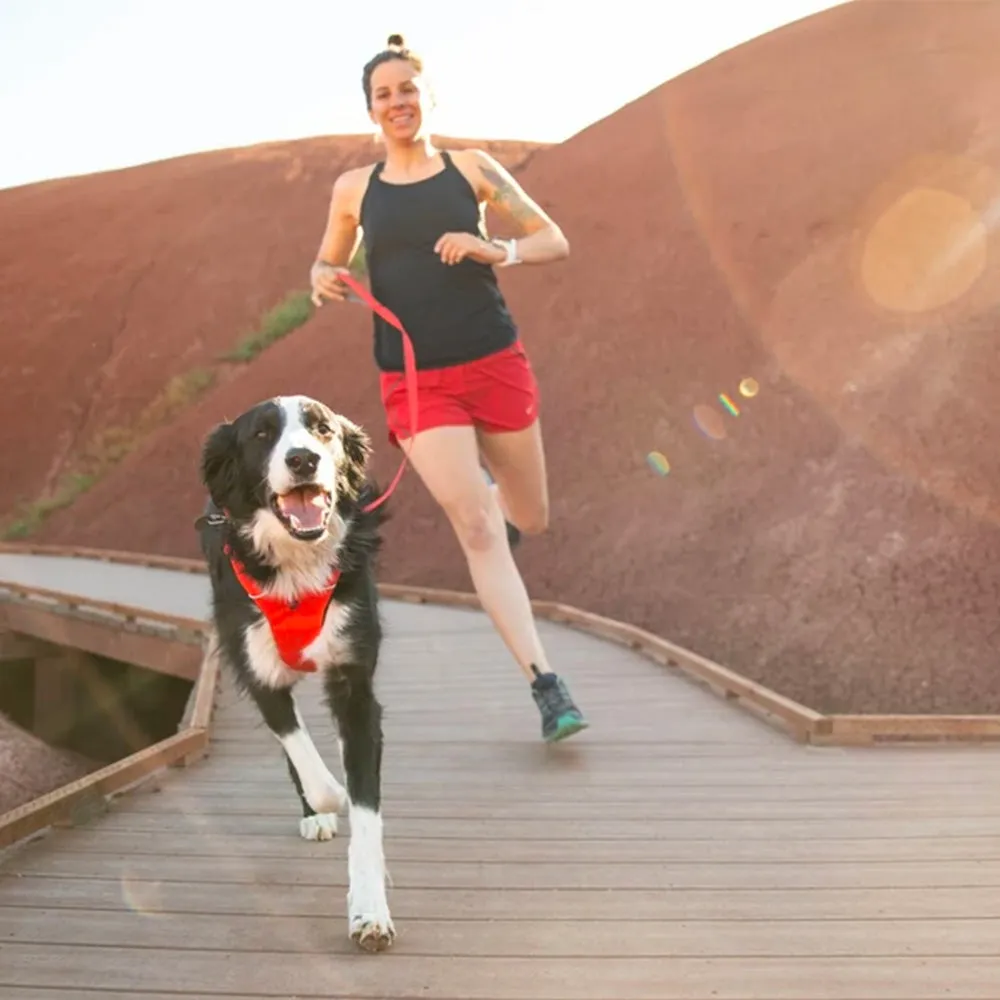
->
xmin=336 ymin=271 xmax=418 ymax=514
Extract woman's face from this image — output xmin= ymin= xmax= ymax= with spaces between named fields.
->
xmin=368 ymin=59 xmax=428 ymax=143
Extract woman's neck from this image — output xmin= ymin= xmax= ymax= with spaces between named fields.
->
xmin=382 ymin=136 xmax=439 ymax=174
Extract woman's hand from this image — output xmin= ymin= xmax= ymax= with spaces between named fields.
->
xmin=434 ymin=232 xmax=505 ymax=266
xmin=310 ymin=261 xmax=351 ymax=306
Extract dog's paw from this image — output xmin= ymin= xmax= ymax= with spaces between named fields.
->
xmin=304 ymin=772 xmax=348 ymax=816
xmin=349 ymin=911 xmax=396 ymax=953
xmin=300 ymin=813 xmax=338 ymax=841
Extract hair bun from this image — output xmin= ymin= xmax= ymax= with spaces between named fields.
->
xmin=386 ymin=33 xmax=405 ymax=48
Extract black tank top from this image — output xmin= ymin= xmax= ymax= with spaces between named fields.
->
xmin=359 ymin=151 xmax=518 ymax=372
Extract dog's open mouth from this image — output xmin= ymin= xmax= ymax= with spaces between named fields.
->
xmin=271 ymin=484 xmax=333 ymax=539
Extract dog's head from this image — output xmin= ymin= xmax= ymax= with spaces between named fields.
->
xmin=200 ymin=394 xmax=371 ymax=545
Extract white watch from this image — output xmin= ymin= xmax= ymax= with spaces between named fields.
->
xmin=490 ymin=238 xmax=521 ymax=267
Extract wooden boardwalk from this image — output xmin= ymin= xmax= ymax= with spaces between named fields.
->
xmin=1 ymin=553 xmax=1000 ymax=998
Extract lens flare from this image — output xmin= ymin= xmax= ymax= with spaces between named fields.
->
xmin=719 ymin=392 xmax=740 ymax=416
xmin=693 ymin=404 xmax=727 ymax=441
xmin=860 ymin=187 xmax=987 ymax=314
xmin=646 ymin=451 xmax=670 ymax=476
xmin=739 ymin=377 xmax=759 ymax=398
xmin=121 ymin=874 xmax=164 ymax=918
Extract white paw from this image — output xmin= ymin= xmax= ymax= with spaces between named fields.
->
xmin=348 ymin=905 xmax=396 ymax=953
xmin=300 ymin=813 xmax=338 ymax=841
xmin=347 ymin=805 xmax=393 ymax=951
xmin=304 ymin=771 xmax=347 ymax=816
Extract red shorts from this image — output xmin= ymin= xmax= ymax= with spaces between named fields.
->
xmin=379 ymin=341 xmax=540 ymax=446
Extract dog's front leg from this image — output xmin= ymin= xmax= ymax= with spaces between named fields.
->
xmin=246 ymin=683 xmax=347 ymax=839
xmin=327 ymin=670 xmax=395 ymax=952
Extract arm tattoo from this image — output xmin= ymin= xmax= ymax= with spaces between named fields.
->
xmin=481 ymin=166 xmax=538 ymax=226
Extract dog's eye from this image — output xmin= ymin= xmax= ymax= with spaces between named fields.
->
xmin=317 ymin=422 xmax=332 ymax=436
xmin=255 ymin=428 xmax=270 ymax=440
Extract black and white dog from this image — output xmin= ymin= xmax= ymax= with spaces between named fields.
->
xmin=196 ymin=393 xmax=394 ymax=952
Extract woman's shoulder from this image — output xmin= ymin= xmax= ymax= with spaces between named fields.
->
xmin=447 ymin=146 xmax=496 ymax=172
xmin=334 ymin=162 xmax=381 ymax=194
xmin=329 ymin=162 xmax=381 ymax=215
xmin=445 ymin=147 xmax=497 ymax=197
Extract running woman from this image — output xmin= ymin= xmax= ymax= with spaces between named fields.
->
xmin=309 ymin=34 xmax=588 ymax=742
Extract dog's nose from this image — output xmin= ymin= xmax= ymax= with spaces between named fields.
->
xmin=285 ymin=447 xmax=320 ymax=476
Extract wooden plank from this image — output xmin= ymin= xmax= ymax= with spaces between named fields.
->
xmin=86 ymin=811 xmax=1000 ymax=839
xmin=0 ymin=729 xmax=207 ymax=850
xmin=147 ymin=779 xmax=1000 ymax=806
xmin=0 ymin=542 xmax=207 ymax=575
xmin=12 ymin=853 xmax=1000 ymax=890
xmin=824 ymin=714 xmax=1000 ymax=744
xmin=187 ymin=632 xmax=220 ymax=732
xmin=176 ymin=632 xmax=221 ymax=767
xmin=53 ymin=829 xmax=1000 ymax=863
xmin=0 ymin=583 xmax=207 ymax=637
xmin=1 ymin=908 xmax=997 ymax=958
xmin=179 ymin=771 xmax=1000 ymax=796
xmin=0 ymin=602 xmax=202 ymax=681
xmin=193 ymin=732 xmax=876 ymax=755
xmin=113 ymin=790 xmax=1000 ymax=821
xmin=206 ymin=728 xmax=782 ymax=746
xmin=196 ymin=738 xmax=999 ymax=770
xmin=3 ymin=877 xmax=999 ymax=921
xmin=0 ymin=993 xmax=245 ymax=1000
xmin=1 ymin=943 xmax=998 ymax=999
xmin=175 ymin=757 xmax=1000 ymax=785
xmin=0 ymin=993 xmax=230 ymax=1000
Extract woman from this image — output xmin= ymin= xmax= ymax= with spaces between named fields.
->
xmin=309 ymin=34 xmax=588 ymax=742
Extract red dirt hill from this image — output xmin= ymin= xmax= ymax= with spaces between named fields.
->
xmin=17 ymin=0 xmax=1000 ymax=715
xmin=0 ymin=135 xmax=544 ymax=523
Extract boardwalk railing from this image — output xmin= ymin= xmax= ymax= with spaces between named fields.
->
xmin=1 ymin=538 xmax=999 ymax=851
xmin=0 ymin=574 xmax=220 ymax=851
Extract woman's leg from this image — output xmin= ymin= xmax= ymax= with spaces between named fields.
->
xmin=400 ymin=422 xmax=588 ymax=741
xmin=402 ymin=423 xmax=549 ymax=679
xmin=477 ymin=418 xmax=549 ymax=536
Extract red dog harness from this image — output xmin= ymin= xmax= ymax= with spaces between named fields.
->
xmin=226 ymin=545 xmax=340 ymax=673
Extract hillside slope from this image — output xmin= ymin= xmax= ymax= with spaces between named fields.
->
xmin=27 ymin=0 xmax=1000 ymax=714
xmin=0 ymin=135 xmax=543 ymax=525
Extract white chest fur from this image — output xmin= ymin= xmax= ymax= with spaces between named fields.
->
xmin=243 ymin=599 xmax=354 ymax=690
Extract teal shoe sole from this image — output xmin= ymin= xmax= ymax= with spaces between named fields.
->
xmin=545 ymin=714 xmax=590 ymax=743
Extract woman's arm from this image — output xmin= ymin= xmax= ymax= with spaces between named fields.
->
xmin=315 ymin=169 xmax=366 ymax=266
xmin=465 ymin=149 xmax=570 ymax=265
xmin=310 ymin=169 xmax=367 ymax=304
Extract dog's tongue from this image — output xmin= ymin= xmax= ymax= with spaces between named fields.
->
xmin=278 ymin=485 xmax=327 ymax=530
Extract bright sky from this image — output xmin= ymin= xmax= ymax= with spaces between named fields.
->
xmin=0 ymin=0 xmax=844 ymax=191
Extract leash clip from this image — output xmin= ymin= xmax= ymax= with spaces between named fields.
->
xmin=194 ymin=511 xmax=229 ymax=530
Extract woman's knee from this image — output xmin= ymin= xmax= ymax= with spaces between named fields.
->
xmin=444 ymin=496 xmax=506 ymax=553
xmin=513 ymin=499 xmax=549 ymax=536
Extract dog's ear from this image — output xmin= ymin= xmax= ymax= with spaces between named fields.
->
xmin=337 ymin=415 xmax=371 ymax=498
xmin=200 ymin=420 xmax=240 ymax=509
